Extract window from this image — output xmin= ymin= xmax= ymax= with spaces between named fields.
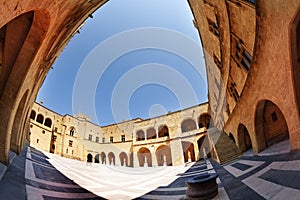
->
xmin=214 ymin=54 xmax=222 ymax=69
xmin=30 ymin=110 xmax=36 ymax=120
xmin=44 ymin=118 xmax=52 ymax=128
xmin=110 ymin=137 xmax=113 ymax=143
xmin=30 ymin=124 xmax=33 ymax=128
xmin=42 ymin=130 xmax=45 ymax=134
xmin=207 ymin=17 xmax=220 ymax=37
xmin=54 ymin=127 xmax=58 ymax=132
xmin=36 ymin=114 xmax=44 ymax=124
xmin=102 ymin=137 xmax=105 ymax=143
xmin=72 ymin=150 xmax=74 ymax=155
xmin=70 ymin=128 xmax=75 ymax=136
xmin=88 ymin=134 xmax=92 ymax=141
xmin=228 ymin=79 xmax=240 ymax=102
xmin=136 ymin=130 xmax=145 ymax=141
xmin=52 ymin=135 xmax=57 ymax=142
xmin=181 ymin=119 xmax=197 ymax=132
xmin=69 ymin=140 xmax=73 ymax=147
xmin=121 ymin=135 xmax=125 ymax=142
xmin=36 ymin=139 xmax=39 ymax=143
xmin=96 ymin=137 xmax=99 ymax=143
xmin=66 ymin=148 xmax=68 ymax=154
xmin=232 ymin=36 xmax=252 ymax=71
xmin=271 ymin=112 xmax=278 ymax=122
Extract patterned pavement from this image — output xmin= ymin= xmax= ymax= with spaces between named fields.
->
xmin=1 ymin=140 xmax=300 ymax=199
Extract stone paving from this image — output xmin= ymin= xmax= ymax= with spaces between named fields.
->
xmin=1 ymin=140 xmax=300 ymax=199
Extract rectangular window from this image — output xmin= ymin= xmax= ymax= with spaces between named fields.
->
xmin=228 ymin=79 xmax=239 ymax=102
xmin=207 ymin=17 xmax=220 ymax=37
xmin=232 ymin=35 xmax=252 ymax=71
xmin=110 ymin=137 xmax=113 ymax=143
xmin=88 ymin=134 xmax=92 ymax=141
xmin=271 ymin=112 xmax=278 ymax=122
xmin=36 ymin=139 xmax=39 ymax=143
xmin=69 ymin=140 xmax=73 ymax=147
xmin=95 ymin=137 xmax=99 ymax=143
xmin=42 ymin=130 xmax=45 ymax=134
xmin=121 ymin=135 xmax=125 ymax=142
xmin=52 ymin=135 xmax=57 ymax=142
xmin=102 ymin=137 xmax=105 ymax=143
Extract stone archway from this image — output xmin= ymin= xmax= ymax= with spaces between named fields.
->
xmin=255 ymin=100 xmax=289 ymax=152
xmin=0 ymin=10 xmax=50 ymax=164
xmin=198 ymin=113 xmax=211 ymax=129
xmin=108 ymin=152 xmax=115 ymax=165
xmin=87 ymin=153 xmax=93 ymax=163
xmin=182 ymin=141 xmax=195 ymax=162
xmin=237 ymin=124 xmax=252 ymax=152
xmin=156 ymin=145 xmax=172 ymax=166
xmin=137 ymin=147 xmax=152 ymax=167
xmin=119 ymin=152 xmax=128 ymax=166
xmin=101 ymin=152 xmax=106 ymax=164
xmin=94 ymin=154 xmax=100 ymax=163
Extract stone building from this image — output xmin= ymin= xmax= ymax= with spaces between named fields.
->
xmin=0 ymin=0 xmax=298 ymax=179
xmin=29 ymin=102 xmax=210 ymax=167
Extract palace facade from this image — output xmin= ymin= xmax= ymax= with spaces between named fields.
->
xmin=29 ymin=102 xmax=210 ymax=167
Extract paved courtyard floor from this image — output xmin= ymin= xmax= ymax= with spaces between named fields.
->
xmin=1 ymin=140 xmax=300 ymax=199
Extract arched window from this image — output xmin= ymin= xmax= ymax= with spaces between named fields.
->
xmin=146 ymin=127 xmax=156 ymax=140
xmin=198 ymin=114 xmax=211 ymax=129
xmin=181 ymin=118 xmax=197 ymax=132
xmin=70 ymin=127 xmax=75 ymax=136
xmin=36 ymin=114 xmax=44 ymax=124
xmin=136 ymin=130 xmax=145 ymax=141
xmin=30 ymin=110 xmax=36 ymax=120
xmin=158 ymin=125 xmax=169 ymax=137
xmin=44 ymin=118 xmax=52 ymax=128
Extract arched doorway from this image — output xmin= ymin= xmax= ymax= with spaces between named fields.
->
xmin=198 ymin=113 xmax=211 ymax=129
xmin=101 ymin=152 xmax=106 ymax=164
xmin=156 ymin=145 xmax=172 ymax=166
xmin=238 ymin=124 xmax=252 ymax=152
xmin=108 ymin=152 xmax=115 ymax=165
xmin=291 ymin=8 xmax=300 ymax=117
xmin=255 ymin=100 xmax=289 ymax=151
xmin=136 ymin=130 xmax=145 ymax=141
xmin=119 ymin=152 xmax=128 ymax=166
xmin=87 ymin=153 xmax=93 ymax=163
xmin=181 ymin=141 xmax=195 ymax=162
xmin=137 ymin=147 xmax=152 ymax=167
xmin=95 ymin=154 xmax=100 ymax=163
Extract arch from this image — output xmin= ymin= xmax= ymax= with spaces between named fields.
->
xmin=44 ymin=118 xmax=52 ymax=128
xmin=156 ymin=145 xmax=172 ymax=166
xmin=291 ymin=7 xmax=300 ymax=117
xmin=87 ymin=153 xmax=93 ymax=163
xmin=94 ymin=154 xmax=100 ymax=163
xmin=119 ymin=152 xmax=128 ymax=166
xmin=255 ymin=100 xmax=289 ymax=152
xmin=0 ymin=10 xmax=50 ymax=164
xmin=136 ymin=130 xmax=145 ymax=141
xmin=181 ymin=141 xmax=195 ymax=162
xmin=108 ymin=152 xmax=115 ymax=165
xmin=30 ymin=110 xmax=36 ymax=120
xmin=36 ymin=114 xmax=44 ymax=124
xmin=137 ymin=147 xmax=152 ymax=167
xmin=10 ymin=90 xmax=29 ymax=153
xmin=198 ymin=113 xmax=211 ymax=129
xmin=158 ymin=125 xmax=169 ymax=137
xmin=181 ymin=118 xmax=197 ymax=132
xmin=146 ymin=127 xmax=156 ymax=140
xmin=237 ymin=124 xmax=252 ymax=152
xmin=100 ymin=152 xmax=106 ymax=164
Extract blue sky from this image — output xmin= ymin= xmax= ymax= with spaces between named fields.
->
xmin=37 ymin=0 xmax=207 ymax=126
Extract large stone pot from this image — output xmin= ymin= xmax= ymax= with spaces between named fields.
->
xmin=186 ymin=173 xmax=218 ymax=200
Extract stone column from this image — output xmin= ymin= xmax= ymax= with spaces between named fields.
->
xmin=151 ymin=145 xmax=157 ymax=167
xmin=170 ymin=139 xmax=185 ymax=166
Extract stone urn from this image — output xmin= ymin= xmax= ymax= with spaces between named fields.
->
xmin=186 ymin=173 xmax=218 ymax=200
